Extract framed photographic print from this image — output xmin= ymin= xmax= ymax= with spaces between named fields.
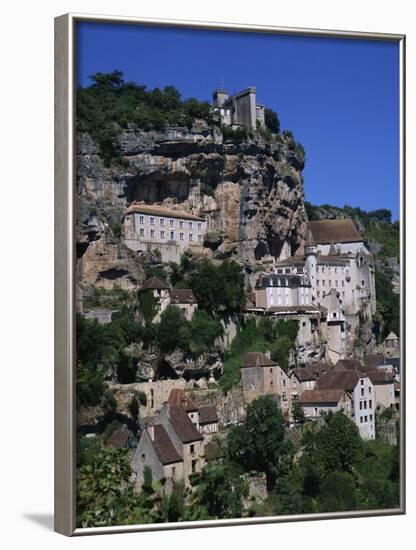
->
xmin=54 ymin=13 xmax=405 ymax=536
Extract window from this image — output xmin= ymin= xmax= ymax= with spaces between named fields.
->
xmin=285 ymin=268 xmax=290 ymax=274
xmin=364 ymin=415 xmax=368 ymax=422
xmin=139 ymin=215 xmax=144 ymax=224
xmin=277 ymin=269 xmax=283 ymax=274
xmin=180 ymin=232 xmax=184 ymax=241
xmin=141 ymin=453 xmax=146 ymax=462
xmin=329 ymin=280 xmax=332 ymax=286
xmin=335 ymin=280 xmax=339 ymax=287
xmin=170 ymin=219 xmax=174 ymax=227
xmin=283 ymin=379 xmax=286 ymax=387
xmin=172 ymin=466 xmax=176 ymax=478
xmin=190 ymin=444 xmax=195 ymax=454
xmin=370 ymin=414 xmax=373 ymax=421
xmin=369 ymin=399 xmax=372 ymax=409
xmin=191 ymin=459 xmax=197 ymax=473
xmin=160 ymin=230 xmax=165 ymax=239
xmin=160 ymin=218 xmax=165 ymax=226
xmin=322 ymin=280 xmax=326 ymax=286
xmin=189 ymin=221 xmax=193 ymax=229
xmin=360 ymin=417 xmax=363 ymax=424
xmin=150 ymin=217 xmax=155 ymax=225
xmin=360 ymin=401 xmax=363 ymax=410
xmin=361 ymin=280 xmax=365 ymax=286
xmin=198 ymin=234 xmax=202 ymax=242
xmin=170 ymin=231 xmax=175 ymax=240
xmin=317 ymin=280 xmax=320 ymax=286
xmin=369 ymin=386 xmax=372 ymax=394
xmin=361 ymin=387 xmax=365 ymax=396
xmin=139 ymin=228 xmax=144 ymax=237
xmin=189 ymin=233 xmax=193 ymax=241
xmin=361 ymin=379 xmax=364 ymax=385
xmin=364 ymin=400 xmax=367 ymax=408
xmin=342 ymin=280 xmax=345 ymax=287
xmin=198 ymin=222 xmax=202 ymax=230
xmin=335 ymin=267 xmax=338 ymax=274
xmin=179 ymin=220 xmax=184 ymax=228
xmin=150 ymin=229 xmax=155 ymax=238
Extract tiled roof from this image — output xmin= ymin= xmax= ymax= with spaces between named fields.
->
xmin=141 ymin=276 xmax=170 ymax=290
xmin=198 ymin=405 xmax=218 ymax=424
xmin=366 ymin=370 xmax=395 ymax=384
xmin=386 ymin=331 xmax=399 ymax=341
xmin=364 ymin=354 xmax=386 ymax=368
xmin=316 ymin=369 xmax=362 ymax=392
xmin=298 ymin=389 xmax=345 ymax=404
xmin=107 ymin=426 xmax=132 ymax=448
xmin=126 ymin=203 xmax=205 ymax=222
xmin=151 ymin=425 xmax=182 ymax=465
xmin=292 ymin=363 xmax=330 ymax=382
xmin=169 ymin=288 xmax=197 ymax=304
xmin=241 ymin=352 xmax=278 ymax=368
xmin=168 ymin=406 xmax=203 ymax=443
xmin=308 ymin=219 xmax=363 ymax=244
xmin=168 ymin=389 xmax=199 ymax=412
xmin=335 ymin=358 xmax=364 ymax=371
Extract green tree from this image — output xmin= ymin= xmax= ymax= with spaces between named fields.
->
xmin=292 ymin=402 xmax=305 ymax=425
xmin=188 ymin=309 xmax=224 ymax=358
xmin=305 ymin=412 xmax=363 ymax=474
xmin=316 ymin=471 xmax=358 ymax=512
xmin=138 ymin=289 xmax=158 ymax=326
xmin=194 ymin=463 xmax=248 ymax=519
xmin=156 ymin=305 xmax=190 ymax=354
xmin=227 ymin=395 xmax=287 ymax=489
xmin=264 ymin=107 xmax=280 ymax=134
xmin=77 ymin=447 xmax=155 ymax=527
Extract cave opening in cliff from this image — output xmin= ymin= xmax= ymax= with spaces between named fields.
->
xmin=154 ymin=360 xmax=179 ymax=381
xmin=126 ymin=173 xmax=190 ymax=204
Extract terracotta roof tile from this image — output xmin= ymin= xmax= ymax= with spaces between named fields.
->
xmin=168 ymin=406 xmax=203 ymax=443
xmin=169 ymin=288 xmax=197 ymax=304
xmin=151 ymin=425 xmax=182 ymax=465
xmin=364 ymin=354 xmax=386 ymax=368
xmin=198 ymin=405 xmax=218 ymax=424
xmin=141 ymin=276 xmax=170 ymax=290
xmin=316 ymin=369 xmax=362 ymax=392
xmin=126 ymin=203 xmax=205 ymax=222
xmin=241 ymin=352 xmax=278 ymax=368
xmin=308 ymin=219 xmax=363 ymax=244
xmin=168 ymin=389 xmax=199 ymax=412
xmin=298 ymin=389 xmax=346 ymax=404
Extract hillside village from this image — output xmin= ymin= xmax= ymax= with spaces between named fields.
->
xmin=75 ymin=76 xmax=401 ymax=526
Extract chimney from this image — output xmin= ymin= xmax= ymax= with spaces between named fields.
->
xmin=147 ymin=425 xmax=154 ymax=441
xmin=265 ymin=350 xmax=271 ymax=359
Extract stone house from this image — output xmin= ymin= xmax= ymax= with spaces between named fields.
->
xmin=156 ymin=403 xmax=205 ymax=486
xmin=212 ymin=87 xmax=265 ymax=130
xmin=298 ymin=389 xmax=352 ymax=419
xmin=124 ymin=203 xmax=207 ymax=263
xmin=139 ymin=276 xmax=198 ymax=322
xmin=240 ymin=351 xmax=292 ymax=413
xmin=131 ymin=424 xmax=184 ymax=492
xmin=254 ymin=273 xmax=312 ymax=309
xmin=316 ymin=368 xmax=376 ymax=439
xmin=169 ymin=288 xmax=198 ymax=320
xmin=334 ymin=358 xmax=396 ymax=411
xmin=289 ymin=363 xmax=330 ymax=400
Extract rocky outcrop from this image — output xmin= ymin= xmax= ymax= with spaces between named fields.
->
xmin=76 ymin=121 xmax=307 ymax=290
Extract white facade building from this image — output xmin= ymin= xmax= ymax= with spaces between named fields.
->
xmin=124 ymin=203 xmax=207 ymax=263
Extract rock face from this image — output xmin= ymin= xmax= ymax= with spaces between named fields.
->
xmin=76 ymin=121 xmax=307 ymax=289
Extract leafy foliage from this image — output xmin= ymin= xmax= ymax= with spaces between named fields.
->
xmin=77 ymin=71 xmax=215 ymax=164
xmin=227 ymin=396 xmax=288 ymax=488
xmin=264 ymin=107 xmax=280 ymax=134
xmin=194 ymin=463 xmax=248 ymax=519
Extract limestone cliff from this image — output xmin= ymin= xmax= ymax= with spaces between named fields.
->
xmin=76 ymin=121 xmax=307 ymax=290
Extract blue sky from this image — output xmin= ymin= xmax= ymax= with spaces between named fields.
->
xmin=76 ymin=21 xmax=400 ymax=220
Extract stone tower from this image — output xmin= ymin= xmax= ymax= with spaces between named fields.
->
xmin=305 ymin=229 xmax=318 ymax=303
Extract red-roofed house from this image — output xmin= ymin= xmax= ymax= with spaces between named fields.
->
xmin=298 ymin=389 xmax=351 ymax=418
